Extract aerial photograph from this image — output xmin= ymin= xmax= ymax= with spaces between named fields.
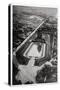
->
xmin=12 ymin=5 xmax=57 ymax=85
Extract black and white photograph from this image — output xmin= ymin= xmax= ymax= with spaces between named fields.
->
xmin=8 ymin=5 xmax=57 ymax=85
